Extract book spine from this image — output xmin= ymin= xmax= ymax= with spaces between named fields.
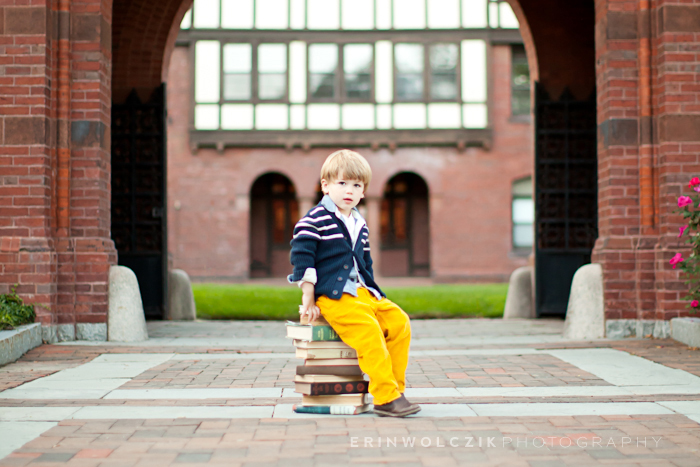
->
xmin=307 ymin=381 xmax=368 ymax=396
xmin=292 ymin=405 xmax=361 ymax=415
xmin=312 ymin=326 xmax=341 ymax=341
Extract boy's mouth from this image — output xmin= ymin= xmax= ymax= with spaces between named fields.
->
xmin=343 ymin=197 xmax=353 ymax=202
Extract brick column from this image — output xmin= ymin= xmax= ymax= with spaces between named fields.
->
xmin=653 ymin=0 xmax=700 ymax=321
xmin=0 ymin=0 xmax=116 ymax=342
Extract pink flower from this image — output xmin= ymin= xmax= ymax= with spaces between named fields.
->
xmin=670 ymin=253 xmax=684 ymax=269
xmin=692 ymin=300 xmax=699 ymax=308
xmin=678 ymin=196 xmax=693 ymax=208
xmin=689 ymin=177 xmax=700 ymax=188
xmin=694 ymin=186 xmax=700 ymax=193
xmin=679 ymin=225 xmax=688 ymax=237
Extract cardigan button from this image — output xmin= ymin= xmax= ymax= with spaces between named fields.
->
xmin=343 ymin=265 xmax=349 ymax=269
xmin=337 ymin=277 xmax=343 ymax=281
xmin=332 ymin=290 xmax=338 ymax=295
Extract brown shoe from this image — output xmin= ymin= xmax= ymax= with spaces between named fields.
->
xmin=373 ymin=394 xmax=421 ymax=417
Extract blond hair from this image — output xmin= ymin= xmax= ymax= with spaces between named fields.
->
xmin=320 ymin=149 xmax=372 ymax=190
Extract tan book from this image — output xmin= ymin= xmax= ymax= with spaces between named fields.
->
xmin=304 ymin=357 xmax=359 ymax=366
xmin=296 ymin=347 xmax=358 ymax=360
xmin=293 ymin=339 xmax=352 ymax=349
xmin=294 ymin=374 xmax=366 ymax=383
xmin=302 ymin=393 xmax=371 ymax=407
xmin=296 ymin=365 xmax=363 ymax=376
xmin=300 ymin=314 xmax=329 ymax=325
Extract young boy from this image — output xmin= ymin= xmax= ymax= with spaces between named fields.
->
xmin=288 ymin=149 xmax=420 ymax=417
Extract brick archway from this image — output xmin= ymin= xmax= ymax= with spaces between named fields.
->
xmin=1 ymin=0 xmax=698 ymax=339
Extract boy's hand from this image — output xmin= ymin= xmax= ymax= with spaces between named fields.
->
xmin=299 ymin=282 xmax=320 ymax=322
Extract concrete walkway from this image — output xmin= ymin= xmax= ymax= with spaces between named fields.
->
xmin=1 ymin=318 xmax=699 ymax=466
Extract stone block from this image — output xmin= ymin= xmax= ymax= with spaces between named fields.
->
xmin=503 ymin=266 xmax=534 ymax=319
xmin=635 ymin=320 xmax=656 ymax=339
xmin=653 ymin=320 xmax=670 ymax=339
xmin=564 ymin=264 xmax=604 ymax=340
xmin=108 ymin=265 xmax=148 ymax=342
xmin=605 ymin=319 xmax=634 ymax=339
xmin=671 ymin=318 xmax=700 ymax=348
xmin=0 ymin=323 xmax=42 ymax=366
xmin=167 ymin=269 xmax=196 ymax=321
xmin=57 ymin=324 xmax=75 ymax=342
xmin=76 ymin=323 xmax=107 ymax=341
xmin=42 ymin=325 xmax=57 ymax=344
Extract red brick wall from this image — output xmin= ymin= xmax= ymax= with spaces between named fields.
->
xmin=166 ymin=44 xmax=534 ymax=282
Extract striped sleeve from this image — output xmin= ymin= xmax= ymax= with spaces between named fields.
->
xmin=287 ymin=210 xmax=324 ymax=282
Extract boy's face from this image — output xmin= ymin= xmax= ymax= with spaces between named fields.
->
xmin=321 ymin=171 xmax=365 ymax=216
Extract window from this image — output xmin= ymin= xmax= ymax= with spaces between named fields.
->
xmin=511 ymin=44 xmax=530 ymax=116
xmin=182 ymin=0 xmax=523 ymax=148
xmin=512 ymin=176 xmax=534 ymax=249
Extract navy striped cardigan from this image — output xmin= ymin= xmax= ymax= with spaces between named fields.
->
xmin=287 ymin=200 xmax=385 ymax=301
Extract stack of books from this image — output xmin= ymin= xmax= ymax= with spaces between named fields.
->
xmin=286 ymin=314 xmax=371 ymax=415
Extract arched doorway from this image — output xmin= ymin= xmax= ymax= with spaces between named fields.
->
xmin=380 ymin=173 xmax=430 ymax=277
xmin=249 ymin=173 xmax=300 ymax=278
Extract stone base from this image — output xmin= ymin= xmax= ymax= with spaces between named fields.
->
xmin=670 ymin=317 xmax=700 ymax=348
xmin=605 ymin=319 xmax=671 ymax=339
xmin=563 ymin=264 xmax=604 ymax=340
xmin=76 ymin=323 xmax=107 ymax=341
xmin=0 ymin=323 xmax=42 ymax=365
xmin=503 ymin=266 xmax=534 ymax=319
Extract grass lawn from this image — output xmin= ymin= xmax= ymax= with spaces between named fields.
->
xmin=193 ymin=283 xmax=507 ymax=320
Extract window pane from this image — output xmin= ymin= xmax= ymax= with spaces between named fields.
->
xmin=258 ymin=44 xmax=286 ymax=73
xmin=393 ymin=103 xmax=426 ymax=128
xmin=499 ymin=1 xmax=519 ymax=28
xmin=195 ymin=104 xmax=220 ymax=129
xmin=394 ymin=0 xmax=426 ymax=29
xmin=428 ymin=103 xmax=460 ymax=128
xmin=259 ymin=74 xmax=286 ymax=99
xmin=511 ymin=45 xmax=530 ymax=115
xmin=430 ymin=44 xmax=458 ymax=99
xmin=462 ymin=103 xmax=487 ymax=128
xmin=256 ymin=104 xmax=288 ymax=129
xmin=290 ymin=104 xmax=306 ymax=129
xmin=180 ymin=9 xmax=192 ymax=29
xmin=512 ymin=177 xmax=532 ymax=196
xmin=513 ymin=198 xmax=534 ymax=223
xmin=307 ymin=104 xmax=340 ymax=129
xmin=193 ymin=0 xmax=219 ymax=28
xmin=308 ymin=0 xmax=340 ymax=29
xmin=344 ymin=44 xmax=372 ymax=99
xmin=222 ymin=0 xmax=253 ymax=28
xmin=461 ymin=40 xmax=486 ymax=102
xmin=375 ymin=41 xmax=393 ymax=103
xmin=376 ymin=0 xmax=392 ymax=29
xmin=396 ymin=44 xmax=423 ymax=101
xmin=289 ymin=41 xmax=307 ymax=103
xmin=195 ymin=41 xmax=220 ymax=103
xmin=224 ymin=44 xmax=251 ymax=73
xmin=222 ymin=104 xmax=254 ymax=129
xmin=256 ymin=0 xmax=288 ymax=28
xmin=342 ymin=0 xmax=373 ymax=29
xmin=290 ymin=0 xmax=306 ymax=28
xmin=224 ymin=74 xmax=251 ymax=100
xmin=377 ymin=104 xmax=392 ymax=128
xmin=513 ymin=224 xmax=533 ymax=248
xmin=488 ymin=1 xmax=499 ymax=28
xmin=428 ymin=0 xmax=459 ymax=28
xmin=462 ymin=0 xmax=487 ymax=27
xmin=310 ymin=44 xmax=338 ymax=99
xmin=342 ymin=104 xmax=374 ymax=129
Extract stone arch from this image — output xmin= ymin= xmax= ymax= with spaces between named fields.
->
xmin=249 ymin=172 xmax=300 ymax=278
xmin=380 ymin=172 xmax=431 ymax=277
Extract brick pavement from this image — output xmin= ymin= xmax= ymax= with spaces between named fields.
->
xmin=1 ymin=320 xmax=700 ymax=465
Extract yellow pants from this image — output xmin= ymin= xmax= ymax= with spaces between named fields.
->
xmin=316 ymin=287 xmax=411 ymax=405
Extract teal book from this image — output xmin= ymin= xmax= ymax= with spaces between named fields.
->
xmin=292 ymin=404 xmax=371 ymax=415
xmin=286 ymin=321 xmax=341 ymax=341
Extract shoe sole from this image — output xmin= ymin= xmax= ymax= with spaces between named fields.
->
xmin=373 ymin=405 xmax=421 ymax=417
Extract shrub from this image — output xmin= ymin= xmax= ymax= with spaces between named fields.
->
xmin=0 ymin=286 xmax=36 ymax=330
xmin=671 ymin=177 xmax=700 ymax=313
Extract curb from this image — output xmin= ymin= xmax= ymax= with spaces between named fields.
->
xmin=0 ymin=323 xmax=42 ymax=366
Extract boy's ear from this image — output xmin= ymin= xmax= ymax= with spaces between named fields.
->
xmin=320 ymin=179 xmax=328 ymax=194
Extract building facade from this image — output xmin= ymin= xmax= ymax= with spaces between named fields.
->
xmin=166 ymin=0 xmax=535 ymax=283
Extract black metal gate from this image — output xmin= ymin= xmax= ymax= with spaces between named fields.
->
xmin=534 ymin=84 xmax=597 ymax=317
xmin=111 ymin=85 xmax=167 ymax=320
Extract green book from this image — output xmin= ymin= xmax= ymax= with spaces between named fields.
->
xmin=286 ymin=321 xmax=342 ymax=341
